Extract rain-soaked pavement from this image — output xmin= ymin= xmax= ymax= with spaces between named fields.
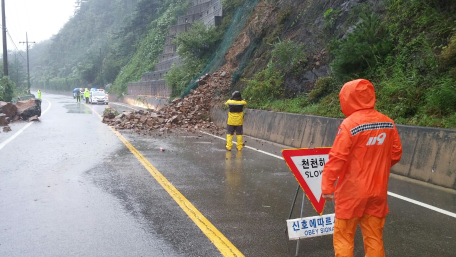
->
xmin=1 ymin=92 xmax=455 ymax=257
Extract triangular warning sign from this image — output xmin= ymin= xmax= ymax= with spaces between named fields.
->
xmin=282 ymin=148 xmax=331 ymax=214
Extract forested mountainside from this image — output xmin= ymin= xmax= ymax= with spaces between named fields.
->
xmin=23 ymin=0 xmax=456 ymax=128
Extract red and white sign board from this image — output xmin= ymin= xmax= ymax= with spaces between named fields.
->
xmin=282 ymin=148 xmax=331 ymax=214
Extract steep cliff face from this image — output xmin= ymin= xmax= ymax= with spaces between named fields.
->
xmin=228 ymin=0 xmax=385 ymax=96
xmin=209 ymin=0 xmax=456 ymax=128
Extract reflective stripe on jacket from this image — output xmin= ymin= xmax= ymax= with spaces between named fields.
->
xmin=321 ymin=79 xmax=402 ymax=219
xmin=225 ymin=99 xmax=247 ymax=126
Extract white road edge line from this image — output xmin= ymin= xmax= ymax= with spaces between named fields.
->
xmin=0 ymin=98 xmax=52 ymax=151
xmin=109 ymin=102 xmax=140 ymax=111
xmin=387 ymin=192 xmax=456 ymax=218
xmin=200 ymin=131 xmax=456 ymax=219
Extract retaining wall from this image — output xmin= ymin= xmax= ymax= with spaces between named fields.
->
xmin=210 ymin=106 xmax=456 ymax=189
xmin=127 ymin=80 xmax=171 ymax=98
xmin=111 ymin=95 xmax=169 ymax=111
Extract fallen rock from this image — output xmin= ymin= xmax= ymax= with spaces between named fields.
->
xmin=0 ymin=113 xmax=9 ymax=126
xmin=0 ymin=101 xmax=18 ymax=118
xmin=28 ymin=115 xmax=40 ymax=122
xmin=103 ymin=107 xmax=116 ymax=119
xmin=16 ymin=99 xmax=41 ymax=120
xmin=3 ymin=126 xmax=11 ymax=132
xmin=101 ymin=69 xmax=232 ymax=135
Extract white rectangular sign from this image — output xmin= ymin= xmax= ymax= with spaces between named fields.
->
xmin=287 ymin=213 xmax=335 ymax=240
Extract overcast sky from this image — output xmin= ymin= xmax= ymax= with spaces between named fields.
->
xmin=2 ymin=0 xmax=75 ymax=52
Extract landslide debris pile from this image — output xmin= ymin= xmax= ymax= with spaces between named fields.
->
xmin=103 ymin=71 xmax=232 ymax=135
xmin=0 ymin=99 xmax=42 ymax=132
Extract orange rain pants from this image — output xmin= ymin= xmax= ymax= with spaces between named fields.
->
xmin=334 ymin=214 xmax=386 ymax=257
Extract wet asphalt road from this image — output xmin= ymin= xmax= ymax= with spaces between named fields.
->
xmin=1 ymin=93 xmax=455 ymax=257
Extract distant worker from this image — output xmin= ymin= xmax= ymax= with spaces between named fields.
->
xmin=84 ymin=88 xmax=90 ymax=103
xmin=37 ymin=89 xmax=42 ymax=99
xmin=76 ymin=89 xmax=81 ymax=103
xmin=321 ymin=79 xmax=402 ymax=257
xmin=225 ymin=91 xmax=247 ymax=151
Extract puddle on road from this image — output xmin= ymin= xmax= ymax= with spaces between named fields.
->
xmin=64 ymin=103 xmax=93 ymax=114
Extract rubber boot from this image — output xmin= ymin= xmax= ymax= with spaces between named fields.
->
xmin=236 ymin=135 xmax=244 ymax=151
xmin=226 ymin=134 xmax=233 ymax=151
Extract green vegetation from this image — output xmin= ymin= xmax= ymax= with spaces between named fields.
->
xmin=242 ymin=0 xmax=456 ymax=128
xmin=243 ymin=40 xmax=306 ymax=107
xmin=165 ymin=22 xmax=222 ymax=96
xmin=323 ymin=8 xmax=341 ymax=29
xmin=34 ymin=78 xmax=82 ymax=92
xmin=0 ymin=77 xmax=15 ymax=102
xmin=30 ymin=0 xmax=142 ymax=89
xmin=167 ymin=0 xmax=259 ymax=97
xmin=27 ymin=0 xmax=190 ymax=95
xmin=10 ymin=0 xmax=454 ymax=129
xmin=112 ymin=0 xmax=191 ymax=95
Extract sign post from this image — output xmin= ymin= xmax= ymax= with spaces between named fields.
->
xmin=282 ymin=148 xmax=334 ymax=256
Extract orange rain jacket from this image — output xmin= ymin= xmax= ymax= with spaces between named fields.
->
xmin=321 ymin=79 xmax=402 ymax=220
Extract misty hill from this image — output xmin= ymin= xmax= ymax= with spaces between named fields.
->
xmin=26 ymin=0 xmax=456 ymax=128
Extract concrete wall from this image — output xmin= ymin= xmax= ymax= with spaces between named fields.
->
xmin=112 ymin=95 xmax=169 ymax=111
xmin=210 ymin=106 xmax=456 ymax=189
xmin=178 ymin=13 xmax=204 ymax=24
xmin=187 ymin=1 xmax=212 ymax=15
xmin=197 ymin=0 xmax=223 ymax=26
xmin=168 ymin=23 xmax=192 ymax=36
xmin=159 ymin=53 xmax=178 ymax=62
xmin=154 ymin=57 xmax=180 ymax=72
xmin=127 ymin=80 xmax=171 ymax=98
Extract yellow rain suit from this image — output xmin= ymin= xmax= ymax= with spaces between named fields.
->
xmin=225 ymin=99 xmax=247 ymax=151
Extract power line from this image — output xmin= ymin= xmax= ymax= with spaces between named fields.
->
xmin=6 ymin=30 xmax=27 ymax=61
xmin=19 ymin=32 xmax=35 ymax=91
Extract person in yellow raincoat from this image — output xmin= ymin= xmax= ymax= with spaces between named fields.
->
xmin=225 ymin=91 xmax=247 ymax=151
xmin=321 ymin=79 xmax=402 ymax=257
xmin=37 ymin=90 xmax=41 ymax=99
xmin=84 ymin=88 xmax=90 ymax=103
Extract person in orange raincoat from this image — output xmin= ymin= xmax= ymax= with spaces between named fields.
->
xmin=321 ymin=79 xmax=402 ymax=257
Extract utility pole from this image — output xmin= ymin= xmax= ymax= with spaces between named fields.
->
xmin=2 ymin=0 xmax=8 ymax=76
xmin=99 ymin=47 xmax=103 ymax=87
xmin=15 ymin=52 xmax=18 ymax=85
xmin=20 ymin=32 xmax=35 ymax=93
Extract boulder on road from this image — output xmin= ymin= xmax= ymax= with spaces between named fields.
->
xmin=0 ymin=113 xmax=9 ymax=126
xmin=16 ymin=99 xmax=41 ymax=120
xmin=28 ymin=115 xmax=40 ymax=122
xmin=0 ymin=101 xmax=18 ymax=118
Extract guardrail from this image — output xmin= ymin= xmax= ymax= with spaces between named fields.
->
xmin=210 ymin=106 xmax=456 ymax=190
xmin=12 ymin=94 xmax=35 ymax=104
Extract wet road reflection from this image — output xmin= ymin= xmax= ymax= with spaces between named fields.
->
xmin=64 ymin=103 xmax=93 ymax=114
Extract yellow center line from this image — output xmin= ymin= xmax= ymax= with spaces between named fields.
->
xmin=91 ymin=106 xmax=244 ymax=257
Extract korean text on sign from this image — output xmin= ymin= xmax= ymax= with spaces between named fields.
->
xmin=287 ymin=213 xmax=335 ymax=240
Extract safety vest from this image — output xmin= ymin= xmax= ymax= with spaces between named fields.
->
xmin=225 ymin=99 xmax=247 ymax=126
xmin=37 ymin=91 xmax=41 ymax=99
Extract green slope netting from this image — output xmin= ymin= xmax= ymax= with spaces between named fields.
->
xmin=181 ymin=0 xmax=259 ymax=97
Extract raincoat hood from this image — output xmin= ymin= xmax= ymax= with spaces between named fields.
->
xmin=339 ymin=79 xmax=376 ymax=117
xmin=230 ymin=91 xmax=243 ymax=101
